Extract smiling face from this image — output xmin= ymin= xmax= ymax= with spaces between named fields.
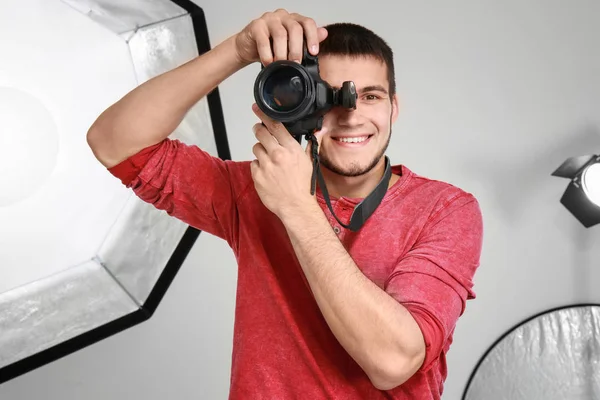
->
xmin=317 ymin=54 xmax=399 ymax=177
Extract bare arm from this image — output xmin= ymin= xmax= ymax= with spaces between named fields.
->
xmin=86 ymin=9 xmax=328 ymax=169
xmin=279 ymin=203 xmax=426 ymax=390
xmin=86 ymin=34 xmax=246 ymax=168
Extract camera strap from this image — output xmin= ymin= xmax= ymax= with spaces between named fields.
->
xmin=305 ymin=133 xmax=392 ymax=232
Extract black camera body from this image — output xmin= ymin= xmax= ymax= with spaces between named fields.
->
xmin=253 ymin=44 xmax=357 ymax=144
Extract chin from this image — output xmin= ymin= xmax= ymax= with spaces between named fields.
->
xmin=319 ymin=154 xmax=382 ymax=178
xmin=318 ymin=131 xmax=391 ymax=177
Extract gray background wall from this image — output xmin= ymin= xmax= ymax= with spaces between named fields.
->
xmin=2 ymin=0 xmax=600 ymax=399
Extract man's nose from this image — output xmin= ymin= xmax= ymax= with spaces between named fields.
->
xmin=336 ymin=105 xmax=361 ymax=124
xmin=340 ymin=103 xmax=356 ymax=112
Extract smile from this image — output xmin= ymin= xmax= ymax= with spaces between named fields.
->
xmin=332 ymin=135 xmax=373 ymax=146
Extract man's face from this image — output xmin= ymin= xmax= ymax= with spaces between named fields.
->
xmin=316 ymin=54 xmax=399 ymax=177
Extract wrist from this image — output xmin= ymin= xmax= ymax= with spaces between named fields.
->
xmin=210 ymin=34 xmax=250 ymax=74
xmin=226 ymin=33 xmax=253 ymax=70
xmin=278 ymin=198 xmax=321 ymax=226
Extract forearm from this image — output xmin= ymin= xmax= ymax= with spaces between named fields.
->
xmin=88 ymin=34 xmax=248 ymax=167
xmin=281 ymin=204 xmax=425 ymax=389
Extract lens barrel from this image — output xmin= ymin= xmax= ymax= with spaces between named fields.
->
xmin=254 ymin=61 xmax=315 ymax=123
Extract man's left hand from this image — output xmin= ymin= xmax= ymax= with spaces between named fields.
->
xmin=250 ymin=103 xmax=324 ymax=219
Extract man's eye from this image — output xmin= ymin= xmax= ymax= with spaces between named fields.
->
xmin=364 ymin=94 xmax=378 ymax=100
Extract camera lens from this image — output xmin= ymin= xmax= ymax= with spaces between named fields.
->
xmin=262 ymin=67 xmax=305 ymax=112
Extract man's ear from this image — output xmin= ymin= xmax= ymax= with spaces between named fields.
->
xmin=391 ymin=93 xmax=400 ymax=124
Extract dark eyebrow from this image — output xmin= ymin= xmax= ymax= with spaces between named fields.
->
xmin=358 ymin=85 xmax=388 ymax=94
xmin=330 ymin=83 xmax=389 ymax=95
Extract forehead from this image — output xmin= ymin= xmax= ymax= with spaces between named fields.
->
xmin=317 ymin=54 xmax=388 ymax=90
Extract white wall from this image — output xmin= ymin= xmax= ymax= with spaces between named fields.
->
xmin=2 ymin=0 xmax=600 ymax=399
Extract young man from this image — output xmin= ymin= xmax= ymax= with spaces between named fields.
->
xmin=87 ymin=9 xmax=483 ymax=400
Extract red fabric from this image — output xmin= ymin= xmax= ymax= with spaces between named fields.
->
xmin=107 ymin=138 xmax=483 ymax=399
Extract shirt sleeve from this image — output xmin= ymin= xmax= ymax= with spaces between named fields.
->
xmin=384 ymin=192 xmax=483 ymax=372
xmin=107 ymin=138 xmax=252 ymax=247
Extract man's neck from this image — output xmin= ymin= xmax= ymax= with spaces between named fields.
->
xmin=319 ymin=158 xmax=399 ymax=200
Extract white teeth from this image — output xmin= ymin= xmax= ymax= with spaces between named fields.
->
xmin=336 ymin=136 xmax=369 ymax=143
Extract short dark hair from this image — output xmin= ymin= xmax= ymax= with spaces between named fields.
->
xmin=318 ymin=22 xmax=396 ymax=97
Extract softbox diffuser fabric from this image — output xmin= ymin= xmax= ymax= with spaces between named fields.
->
xmin=0 ymin=0 xmax=229 ymax=384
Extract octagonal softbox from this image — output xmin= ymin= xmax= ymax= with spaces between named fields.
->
xmin=462 ymin=304 xmax=600 ymax=400
xmin=0 ymin=0 xmax=230 ymax=384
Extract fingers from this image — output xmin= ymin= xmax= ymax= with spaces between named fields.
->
xmin=252 ymin=103 xmax=297 ymax=148
xmin=318 ymin=27 xmax=328 ymax=43
xmin=292 ymin=14 xmax=321 ymax=56
xmin=253 ymin=122 xmax=280 ymax=154
xmin=282 ymin=18 xmax=303 ymax=63
xmin=252 ymin=141 xmax=268 ymax=165
xmin=252 ymin=19 xmax=273 ymax=66
xmin=268 ymin=18 xmax=288 ymax=62
xmin=252 ymin=9 xmax=322 ymax=66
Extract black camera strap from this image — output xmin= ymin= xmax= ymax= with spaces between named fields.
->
xmin=305 ymin=133 xmax=392 ymax=232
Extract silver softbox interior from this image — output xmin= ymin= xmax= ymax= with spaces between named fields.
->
xmin=0 ymin=0 xmax=229 ymax=383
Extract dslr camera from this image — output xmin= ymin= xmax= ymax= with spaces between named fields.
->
xmin=253 ymin=43 xmax=358 ymax=144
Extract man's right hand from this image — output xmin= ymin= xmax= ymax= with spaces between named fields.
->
xmin=234 ymin=9 xmax=329 ymax=67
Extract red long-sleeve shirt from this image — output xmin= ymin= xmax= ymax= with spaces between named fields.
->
xmin=107 ymin=138 xmax=483 ymax=399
